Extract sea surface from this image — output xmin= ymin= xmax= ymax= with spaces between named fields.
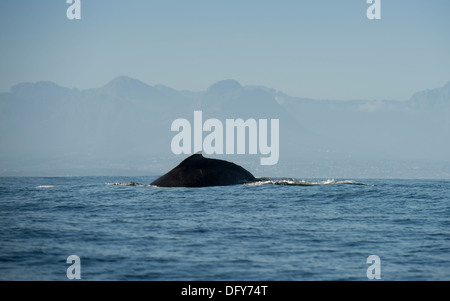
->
xmin=0 ymin=176 xmax=449 ymax=281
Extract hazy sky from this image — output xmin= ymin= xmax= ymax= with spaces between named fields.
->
xmin=1 ymin=0 xmax=449 ymax=100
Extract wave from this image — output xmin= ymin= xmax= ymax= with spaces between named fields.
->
xmin=106 ymin=178 xmax=370 ymax=187
xmin=36 ymin=185 xmax=55 ymax=188
xmin=247 ymin=178 xmax=370 ymax=186
xmin=105 ymin=182 xmax=153 ymax=187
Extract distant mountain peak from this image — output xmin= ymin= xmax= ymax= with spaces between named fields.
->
xmin=207 ymin=79 xmax=243 ymax=94
xmin=103 ymin=76 xmax=150 ymax=89
xmin=10 ymin=81 xmax=71 ymax=99
xmin=411 ymin=81 xmax=450 ymax=102
xmin=12 ymin=81 xmax=64 ymax=92
xmin=99 ymin=76 xmax=154 ymax=98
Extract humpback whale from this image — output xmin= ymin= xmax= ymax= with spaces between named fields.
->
xmin=151 ymin=152 xmax=256 ymax=187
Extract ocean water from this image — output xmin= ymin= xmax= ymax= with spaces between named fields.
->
xmin=0 ymin=176 xmax=449 ymax=281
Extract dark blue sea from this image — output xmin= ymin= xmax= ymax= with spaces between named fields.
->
xmin=0 ymin=177 xmax=449 ymax=281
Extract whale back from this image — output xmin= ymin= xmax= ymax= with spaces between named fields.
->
xmin=151 ymin=153 xmax=255 ymax=187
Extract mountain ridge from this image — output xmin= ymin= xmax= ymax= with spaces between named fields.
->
xmin=0 ymin=76 xmax=449 ymax=178
xmin=4 ymin=76 xmax=450 ymax=103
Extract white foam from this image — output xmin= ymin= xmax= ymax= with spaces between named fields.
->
xmin=246 ymin=178 xmax=369 ymax=186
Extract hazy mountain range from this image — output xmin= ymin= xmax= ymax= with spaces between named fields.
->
xmin=0 ymin=76 xmax=449 ymax=178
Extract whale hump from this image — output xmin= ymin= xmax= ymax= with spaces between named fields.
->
xmin=151 ymin=153 xmax=255 ymax=187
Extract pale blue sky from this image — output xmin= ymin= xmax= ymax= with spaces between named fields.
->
xmin=1 ymin=0 xmax=449 ymax=100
